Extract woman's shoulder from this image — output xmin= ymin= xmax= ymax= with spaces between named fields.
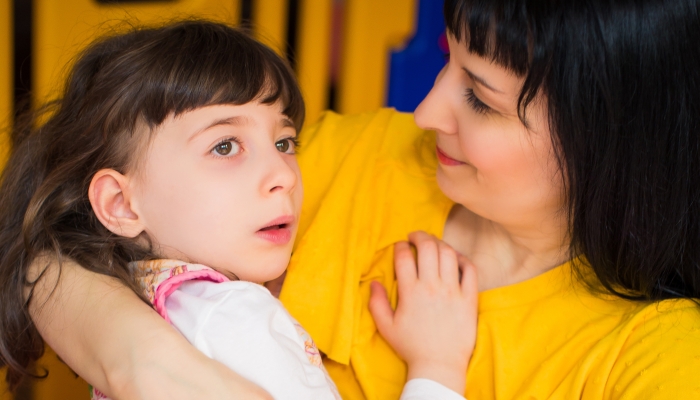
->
xmin=295 ymin=109 xmax=448 ymax=242
xmin=298 ymin=108 xmax=431 ymax=173
xmin=470 ymin=277 xmax=700 ymax=399
xmin=616 ymin=298 xmax=700 ymax=353
xmin=300 ymin=108 xmax=421 ymax=145
xmin=602 ymin=299 xmax=700 ymax=398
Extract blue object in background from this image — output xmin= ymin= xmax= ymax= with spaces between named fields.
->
xmin=386 ymin=0 xmax=447 ymax=113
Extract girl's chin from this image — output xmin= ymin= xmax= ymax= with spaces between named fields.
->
xmin=246 ymin=261 xmax=290 ymax=284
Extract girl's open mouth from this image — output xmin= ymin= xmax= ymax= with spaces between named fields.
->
xmin=256 ymin=216 xmax=294 ymax=244
xmin=259 ymin=223 xmax=289 ymax=231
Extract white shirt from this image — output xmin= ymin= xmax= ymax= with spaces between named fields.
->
xmin=166 ymin=279 xmax=465 ymax=400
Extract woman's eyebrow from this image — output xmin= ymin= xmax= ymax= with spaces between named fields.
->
xmin=188 ymin=115 xmax=250 ymax=142
xmin=463 ymin=67 xmax=503 ymax=94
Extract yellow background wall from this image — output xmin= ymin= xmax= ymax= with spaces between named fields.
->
xmin=0 ymin=0 xmax=12 ymax=389
xmin=33 ymin=0 xmax=240 ymax=104
xmin=296 ymin=0 xmax=333 ymax=126
xmin=253 ymin=0 xmax=289 ymax=54
xmin=0 ymin=0 xmax=11 ymax=171
xmin=338 ymin=0 xmax=416 ymax=114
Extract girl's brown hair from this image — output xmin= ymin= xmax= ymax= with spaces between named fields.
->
xmin=0 ymin=20 xmax=304 ymax=390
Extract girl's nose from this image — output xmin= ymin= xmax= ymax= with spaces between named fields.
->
xmin=262 ymin=151 xmax=299 ymax=195
xmin=414 ymin=65 xmax=459 ymax=135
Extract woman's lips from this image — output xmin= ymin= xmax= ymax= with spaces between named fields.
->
xmin=436 ymin=146 xmax=465 ymax=166
xmin=256 ymin=215 xmax=294 ymax=244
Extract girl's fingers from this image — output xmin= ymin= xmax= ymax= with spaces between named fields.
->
xmin=458 ymin=255 xmax=479 ymax=296
xmin=408 ymin=231 xmax=440 ymax=283
xmin=394 ymin=241 xmax=417 ymax=295
xmin=368 ymin=281 xmax=394 ymax=341
xmin=438 ymin=242 xmax=460 ymax=286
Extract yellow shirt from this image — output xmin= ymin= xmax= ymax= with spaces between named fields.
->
xmin=281 ymin=109 xmax=700 ymax=399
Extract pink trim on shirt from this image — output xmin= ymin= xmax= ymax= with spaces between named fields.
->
xmin=153 ymin=269 xmax=229 ymax=322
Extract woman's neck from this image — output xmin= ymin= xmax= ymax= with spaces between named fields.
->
xmin=443 ymin=204 xmax=570 ymax=292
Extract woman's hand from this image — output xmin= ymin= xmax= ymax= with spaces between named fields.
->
xmin=369 ymin=231 xmax=478 ymax=394
xmin=28 ymin=257 xmax=272 ymax=399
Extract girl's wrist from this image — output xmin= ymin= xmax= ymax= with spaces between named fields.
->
xmin=407 ymin=360 xmax=467 ymax=395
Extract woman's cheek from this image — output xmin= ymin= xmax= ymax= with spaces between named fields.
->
xmin=458 ymin=131 xmax=502 ymax=171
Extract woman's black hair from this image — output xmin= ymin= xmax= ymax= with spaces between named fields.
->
xmin=444 ymin=0 xmax=700 ymax=301
xmin=0 ymin=20 xmax=304 ymax=390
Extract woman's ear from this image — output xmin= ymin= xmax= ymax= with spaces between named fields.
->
xmin=89 ymin=169 xmax=145 ymax=238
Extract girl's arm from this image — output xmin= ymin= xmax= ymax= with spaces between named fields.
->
xmin=369 ymin=231 xmax=478 ymax=396
xmin=27 ymin=256 xmax=272 ymax=399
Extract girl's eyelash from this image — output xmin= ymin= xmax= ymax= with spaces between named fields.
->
xmin=216 ymin=137 xmax=241 ymax=146
xmin=464 ymin=88 xmax=491 ymax=114
xmin=276 ymin=136 xmax=300 ymax=154
xmin=288 ymin=137 xmax=300 ymax=149
xmin=210 ymin=137 xmax=242 ymax=157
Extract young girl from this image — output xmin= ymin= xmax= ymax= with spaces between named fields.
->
xmin=0 ymin=21 xmax=476 ymax=399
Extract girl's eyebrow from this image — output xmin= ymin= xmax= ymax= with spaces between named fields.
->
xmin=188 ymin=115 xmax=250 ymax=142
xmin=280 ymin=118 xmax=294 ymax=129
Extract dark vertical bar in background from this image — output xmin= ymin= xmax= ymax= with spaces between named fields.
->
xmin=327 ymin=0 xmax=342 ymax=111
xmin=285 ymin=0 xmax=298 ymax=70
xmin=240 ymin=0 xmax=253 ymax=28
xmin=13 ymin=0 xmax=32 ymax=119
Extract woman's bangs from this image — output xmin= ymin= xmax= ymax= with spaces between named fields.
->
xmin=444 ymin=0 xmax=531 ymax=76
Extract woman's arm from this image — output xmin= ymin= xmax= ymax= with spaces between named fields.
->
xmin=27 ymin=256 xmax=271 ymax=399
xmin=369 ymin=231 xmax=478 ymax=395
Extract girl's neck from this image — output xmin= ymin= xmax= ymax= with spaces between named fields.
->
xmin=443 ymin=204 xmax=570 ymax=292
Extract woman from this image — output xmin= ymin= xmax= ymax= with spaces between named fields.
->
xmin=6 ymin=0 xmax=700 ymax=398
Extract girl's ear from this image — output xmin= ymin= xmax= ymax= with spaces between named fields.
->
xmin=89 ymin=169 xmax=145 ymax=238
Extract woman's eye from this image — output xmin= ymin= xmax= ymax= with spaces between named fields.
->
xmin=211 ymin=139 xmax=241 ymax=156
xmin=275 ymin=137 xmax=299 ymax=154
xmin=464 ymin=88 xmax=491 ymax=115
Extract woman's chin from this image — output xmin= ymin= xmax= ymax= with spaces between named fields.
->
xmin=436 ymin=169 xmax=468 ymax=205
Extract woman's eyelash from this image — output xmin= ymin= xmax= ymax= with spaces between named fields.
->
xmin=464 ymin=88 xmax=491 ymax=114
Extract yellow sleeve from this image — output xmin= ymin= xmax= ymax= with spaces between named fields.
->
xmin=280 ymin=109 xmax=453 ymax=399
xmin=283 ymin=108 xmax=431 ymax=361
xmin=604 ymin=301 xmax=700 ymax=399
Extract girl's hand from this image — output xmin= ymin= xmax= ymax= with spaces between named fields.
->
xmin=369 ymin=231 xmax=478 ymax=394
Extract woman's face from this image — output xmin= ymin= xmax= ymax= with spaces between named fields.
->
xmin=414 ymin=33 xmax=565 ymax=231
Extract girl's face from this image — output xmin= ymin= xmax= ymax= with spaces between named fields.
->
xmin=130 ymin=102 xmax=303 ymax=283
xmin=414 ymin=34 xmax=564 ymax=231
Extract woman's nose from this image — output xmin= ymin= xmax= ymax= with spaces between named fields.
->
xmin=414 ymin=65 xmax=459 ymax=135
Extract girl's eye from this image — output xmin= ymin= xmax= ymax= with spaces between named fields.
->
xmin=211 ymin=138 xmax=241 ymax=157
xmin=464 ymin=88 xmax=491 ymax=115
xmin=275 ymin=137 xmax=299 ymax=154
